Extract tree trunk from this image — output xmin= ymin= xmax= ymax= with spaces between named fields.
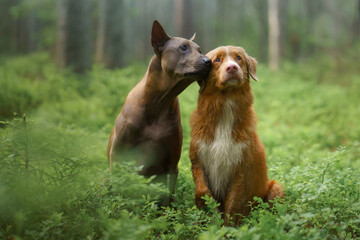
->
xmin=26 ymin=10 xmax=38 ymax=53
xmin=95 ymin=0 xmax=106 ymax=64
xmin=174 ymin=0 xmax=194 ymax=38
xmin=255 ymin=0 xmax=268 ymax=63
xmin=193 ymin=0 xmax=216 ymax=52
xmin=12 ymin=3 xmax=38 ymax=55
xmin=354 ymin=0 xmax=360 ymax=43
xmin=279 ymin=0 xmax=288 ymax=60
xmin=268 ymin=0 xmax=280 ymax=70
xmin=56 ymin=0 xmax=67 ymax=68
xmin=215 ymin=0 xmax=227 ymax=46
xmin=56 ymin=0 xmax=92 ymax=74
xmin=95 ymin=0 xmax=124 ymax=69
xmin=141 ymin=0 xmax=153 ymax=61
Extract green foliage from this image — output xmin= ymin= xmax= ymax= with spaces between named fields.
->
xmin=0 ymin=52 xmax=359 ymax=239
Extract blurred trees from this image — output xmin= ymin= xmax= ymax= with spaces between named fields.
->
xmin=354 ymin=0 xmax=360 ymax=43
xmin=174 ymin=0 xmax=195 ymax=39
xmin=0 ymin=0 xmax=359 ymax=72
xmin=96 ymin=0 xmax=124 ymax=69
xmin=56 ymin=0 xmax=92 ymax=74
xmin=268 ymin=0 xmax=280 ymax=70
xmin=12 ymin=7 xmax=38 ymax=53
xmin=0 ymin=0 xmax=55 ymax=55
xmin=254 ymin=0 xmax=268 ymax=63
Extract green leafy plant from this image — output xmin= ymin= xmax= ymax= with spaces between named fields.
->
xmin=0 ymin=52 xmax=359 ymax=239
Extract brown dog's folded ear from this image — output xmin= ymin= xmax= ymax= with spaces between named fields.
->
xmin=189 ymin=33 xmax=196 ymax=41
xmin=246 ymin=55 xmax=259 ymax=81
xmin=197 ymin=79 xmax=206 ymax=93
xmin=151 ymin=20 xmax=171 ymax=55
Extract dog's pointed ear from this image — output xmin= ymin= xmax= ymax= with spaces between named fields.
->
xmin=151 ymin=20 xmax=171 ymax=55
xmin=246 ymin=55 xmax=259 ymax=82
xmin=197 ymin=79 xmax=206 ymax=93
xmin=189 ymin=33 xmax=196 ymax=41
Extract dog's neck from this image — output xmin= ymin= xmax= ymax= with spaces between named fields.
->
xmin=195 ymin=83 xmax=255 ymax=141
xmin=142 ymin=55 xmax=187 ymax=117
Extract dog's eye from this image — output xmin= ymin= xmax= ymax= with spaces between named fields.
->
xmin=180 ymin=45 xmax=188 ymax=52
xmin=236 ymin=56 xmax=242 ymax=61
xmin=214 ymin=58 xmax=221 ymax=62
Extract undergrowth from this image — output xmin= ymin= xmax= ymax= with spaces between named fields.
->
xmin=0 ymin=52 xmax=359 ymax=239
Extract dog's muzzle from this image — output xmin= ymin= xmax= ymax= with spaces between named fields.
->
xmin=184 ymin=56 xmax=212 ymax=77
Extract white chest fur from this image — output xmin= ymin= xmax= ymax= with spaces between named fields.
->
xmin=197 ymin=100 xmax=247 ymax=201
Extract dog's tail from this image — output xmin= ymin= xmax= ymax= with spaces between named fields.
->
xmin=264 ymin=180 xmax=284 ymax=204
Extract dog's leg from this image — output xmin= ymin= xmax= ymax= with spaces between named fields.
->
xmin=223 ymin=172 xmax=246 ymax=226
xmin=169 ymin=167 xmax=178 ymax=204
xmin=190 ymin=144 xmax=212 ymax=209
xmin=192 ymin=162 xmax=211 ymax=209
xmin=152 ymin=173 xmax=170 ymax=206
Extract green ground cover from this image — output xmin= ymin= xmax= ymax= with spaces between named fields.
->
xmin=0 ymin=52 xmax=359 ymax=239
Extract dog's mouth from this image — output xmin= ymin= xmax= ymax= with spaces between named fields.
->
xmin=221 ymin=78 xmax=239 ymax=86
xmin=217 ymin=76 xmax=245 ymax=90
xmin=184 ymin=65 xmax=211 ymax=78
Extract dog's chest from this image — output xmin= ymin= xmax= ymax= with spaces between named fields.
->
xmin=197 ymin=100 xmax=247 ymax=201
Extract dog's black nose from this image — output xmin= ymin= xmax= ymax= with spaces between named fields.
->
xmin=202 ymin=57 xmax=211 ymax=65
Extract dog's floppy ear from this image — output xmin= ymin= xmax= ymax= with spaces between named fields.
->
xmin=246 ymin=55 xmax=259 ymax=82
xmin=151 ymin=20 xmax=171 ymax=55
xmin=189 ymin=33 xmax=196 ymax=41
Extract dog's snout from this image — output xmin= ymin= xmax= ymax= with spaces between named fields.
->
xmin=202 ymin=57 xmax=211 ymax=65
xmin=226 ymin=64 xmax=238 ymax=73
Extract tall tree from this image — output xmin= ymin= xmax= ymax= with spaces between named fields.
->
xmin=56 ymin=0 xmax=92 ymax=74
xmin=174 ymin=0 xmax=194 ymax=38
xmin=255 ymin=0 xmax=268 ymax=63
xmin=268 ymin=0 xmax=280 ymax=70
xmin=278 ymin=0 xmax=289 ymax=60
xmin=140 ymin=0 xmax=152 ymax=61
xmin=192 ymin=0 xmax=217 ymax=52
xmin=354 ymin=0 xmax=360 ymax=43
xmin=1 ymin=0 xmax=40 ymax=55
xmin=95 ymin=0 xmax=124 ymax=69
xmin=215 ymin=0 xmax=228 ymax=46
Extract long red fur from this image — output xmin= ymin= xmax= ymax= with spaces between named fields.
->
xmin=189 ymin=46 xmax=284 ymax=225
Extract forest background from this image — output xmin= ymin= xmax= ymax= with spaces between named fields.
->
xmin=0 ymin=0 xmax=360 ymax=239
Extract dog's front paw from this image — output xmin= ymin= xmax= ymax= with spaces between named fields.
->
xmin=195 ymin=189 xmax=211 ymax=209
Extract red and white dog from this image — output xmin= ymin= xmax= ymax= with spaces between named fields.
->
xmin=190 ymin=46 xmax=284 ymax=225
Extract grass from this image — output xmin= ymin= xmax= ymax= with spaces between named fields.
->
xmin=0 ymin=52 xmax=359 ymax=239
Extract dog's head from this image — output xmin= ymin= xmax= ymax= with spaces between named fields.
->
xmin=151 ymin=20 xmax=211 ymax=82
xmin=199 ymin=46 xmax=258 ymax=92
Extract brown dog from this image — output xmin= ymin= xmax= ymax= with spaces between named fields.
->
xmin=189 ymin=46 xmax=283 ymax=225
xmin=107 ymin=20 xmax=211 ymax=205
